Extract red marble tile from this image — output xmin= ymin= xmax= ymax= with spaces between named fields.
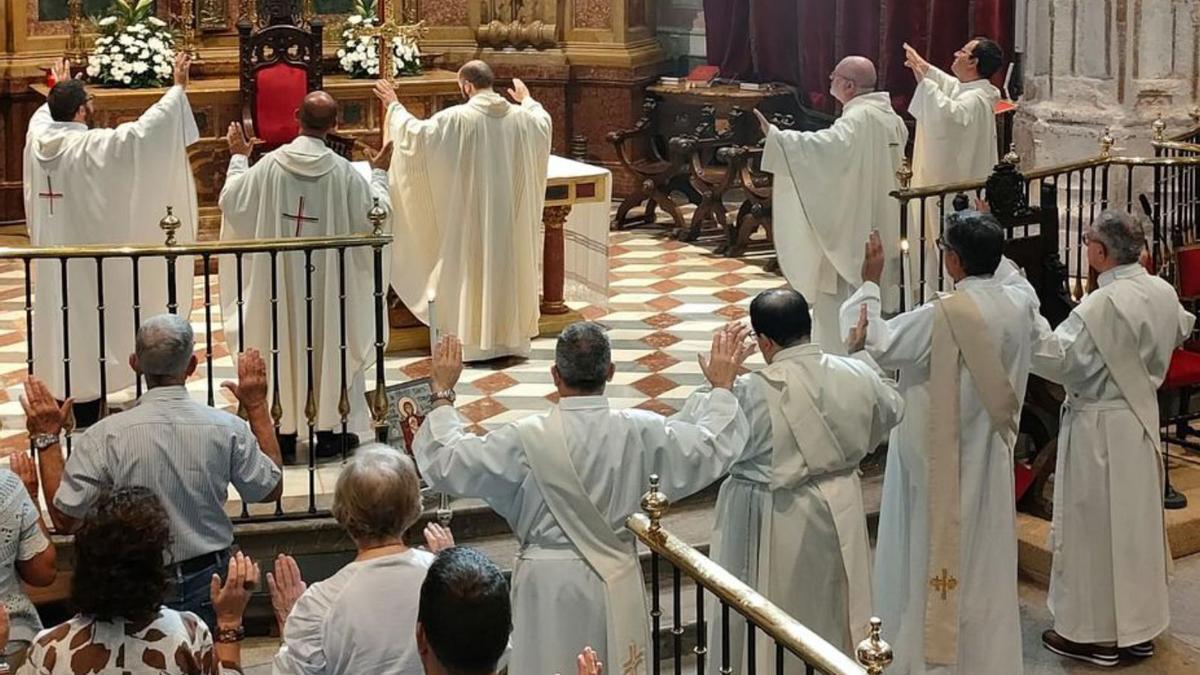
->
xmin=715 ymin=305 xmax=748 ymax=320
xmin=659 ymin=240 xmax=688 ymax=251
xmin=636 ymin=351 xmax=680 ymax=372
xmin=651 ymin=265 xmax=684 ymax=279
xmin=713 ymin=289 xmax=749 ymax=303
xmin=458 ymin=397 xmax=508 ymax=424
xmin=631 ymin=374 xmax=678 ymax=398
xmin=580 ymin=306 xmax=609 ymax=321
xmin=402 ymin=359 xmax=433 ymax=379
xmin=657 ymin=252 xmax=685 ymax=263
xmin=714 ymin=272 xmax=748 ymax=286
xmin=643 ymin=313 xmax=684 ymax=330
xmin=649 ymin=279 xmax=685 ymax=294
xmin=608 ymin=245 xmax=631 ymax=256
xmin=636 ymin=399 xmax=678 ymax=416
xmin=473 ymin=372 xmax=519 ymax=395
xmin=639 ymin=332 xmax=681 ymax=350
xmin=646 ymin=296 xmax=683 ymax=312
xmin=712 ymin=259 xmax=747 ymax=272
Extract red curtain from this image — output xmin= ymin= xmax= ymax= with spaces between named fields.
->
xmin=704 ymin=0 xmax=1015 ymax=114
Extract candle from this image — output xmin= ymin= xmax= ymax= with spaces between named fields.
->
xmin=427 ymin=296 xmax=437 ymax=347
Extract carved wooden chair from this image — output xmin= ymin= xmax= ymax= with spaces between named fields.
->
xmin=237 ymin=2 xmax=353 ymax=161
xmin=671 ymin=106 xmax=755 ymax=243
xmin=721 ymin=146 xmax=775 ymax=268
xmin=608 ymin=97 xmax=694 ymax=231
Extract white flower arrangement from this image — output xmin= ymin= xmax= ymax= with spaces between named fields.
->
xmin=338 ymin=0 xmax=422 ymax=79
xmin=85 ymin=0 xmax=175 ymax=88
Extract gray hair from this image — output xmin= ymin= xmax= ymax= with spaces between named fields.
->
xmin=331 ymin=444 xmax=422 ymax=545
xmin=554 ymin=322 xmax=611 ymax=394
xmin=135 ymin=314 xmax=194 ymax=379
xmin=1090 ymin=209 xmax=1147 ymax=265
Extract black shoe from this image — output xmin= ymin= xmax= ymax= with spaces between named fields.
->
xmin=65 ymin=398 xmax=103 ymax=429
xmin=1122 ymin=641 xmax=1154 ymax=659
xmin=277 ymin=434 xmax=297 ymax=464
xmin=315 ymin=432 xmax=360 ymax=459
xmin=1042 ymin=629 xmax=1120 ymax=667
xmin=1165 ymin=483 xmax=1189 ymax=510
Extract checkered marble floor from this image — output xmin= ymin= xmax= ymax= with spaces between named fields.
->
xmin=0 ymin=215 xmax=782 ymax=506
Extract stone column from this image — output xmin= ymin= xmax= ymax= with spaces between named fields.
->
xmin=1017 ymin=0 xmax=1199 ymax=164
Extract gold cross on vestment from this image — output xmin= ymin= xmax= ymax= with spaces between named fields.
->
xmin=621 ymin=643 xmax=645 ymax=675
xmin=929 ymin=568 xmax=958 ymax=601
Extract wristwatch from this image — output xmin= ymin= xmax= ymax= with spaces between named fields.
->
xmin=31 ymin=432 xmax=61 ymax=450
xmin=431 ymin=389 xmax=456 ymax=404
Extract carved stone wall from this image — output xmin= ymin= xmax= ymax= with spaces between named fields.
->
xmin=1018 ymin=0 xmax=1199 ymax=166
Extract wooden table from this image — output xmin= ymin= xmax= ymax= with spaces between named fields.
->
xmin=31 ymin=71 xmax=463 ymax=236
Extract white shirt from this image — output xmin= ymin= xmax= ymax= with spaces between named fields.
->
xmin=272 ymin=549 xmax=435 ymax=675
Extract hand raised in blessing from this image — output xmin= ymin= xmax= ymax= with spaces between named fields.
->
xmin=752 ymin=109 xmax=771 ymax=137
xmin=698 ymin=322 xmax=756 ymax=390
xmin=211 ymin=552 xmax=261 ymax=630
xmin=266 ymin=554 xmax=307 ymax=633
xmin=222 ymin=349 xmax=268 ymax=413
xmin=431 ymin=335 xmax=464 ymax=394
xmin=9 ymin=451 xmax=39 ymax=503
xmin=373 ymin=79 xmax=399 ymax=108
xmin=845 ymin=303 xmax=870 ymax=354
xmin=49 ymin=58 xmax=73 ymax=85
xmin=225 ymin=122 xmax=259 ymax=158
xmin=902 ymin=42 xmax=930 ymax=81
xmin=423 ymin=522 xmax=455 ymax=553
xmin=368 ymin=141 xmax=394 ymax=172
xmin=173 ymin=51 xmax=191 ymax=89
xmin=577 ymin=647 xmax=602 ymax=675
xmin=507 ymin=78 xmax=531 ymax=103
xmin=20 ymin=377 xmax=71 ymax=438
xmin=860 ymin=230 xmax=885 ymax=286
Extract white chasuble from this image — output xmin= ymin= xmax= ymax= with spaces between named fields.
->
xmin=839 ymin=263 xmax=1041 ymax=675
xmin=412 ymin=392 xmax=748 ymax=675
xmin=762 ymin=92 xmax=908 ymax=352
xmin=24 ymin=86 xmax=199 ymax=402
xmin=907 ymin=67 xmax=999 ymax=300
xmin=218 ymin=136 xmax=391 ymax=434
xmin=1032 ymin=263 xmax=1194 ymax=646
xmin=383 ymin=92 xmax=552 ymax=361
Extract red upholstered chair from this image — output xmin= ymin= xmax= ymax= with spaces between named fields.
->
xmin=1159 ymin=244 xmax=1200 ymax=508
xmin=238 ymin=8 xmax=352 ymax=160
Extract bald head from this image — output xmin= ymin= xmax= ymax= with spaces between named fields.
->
xmin=830 ymin=56 xmax=877 ymax=105
xmin=458 ymin=60 xmax=495 ymax=95
xmin=298 ymin=91 xmax=338 ymax=136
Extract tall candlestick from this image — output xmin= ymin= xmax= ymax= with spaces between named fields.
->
xmin=427 ymin=296 xmax=437 ymax=349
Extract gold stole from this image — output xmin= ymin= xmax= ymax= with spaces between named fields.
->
xmin=925 ymin=293 xmax=1020 ymax=665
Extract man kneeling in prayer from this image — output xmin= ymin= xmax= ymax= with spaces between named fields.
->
xmin=680 ymin=290 xmax=903 ymax=672
xmin=413 ymin=322 xmax=753 ymax=675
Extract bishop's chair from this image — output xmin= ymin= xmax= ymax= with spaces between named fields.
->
xmin=237 ymin=1 xmax=353 ymax=160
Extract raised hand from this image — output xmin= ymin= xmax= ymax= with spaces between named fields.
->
xmin=507 ymin=78 xmax=530 ymax=103
xmin=368 ymin=141 xmax=394 ymax=172
xmin=173 ymin=51 xmax=191 ymax=89
xmin=373 ymin=79 xmax=399 ymax=108
xmin=578 ymin=647 xmax=602 ymax=675
xmin=860 ymin=230 xmax=885 ymax=286
xmin=846 ymin=303 xmax=870 ymax=354
xmin=20 ymin=378 xmax=71 ymax=438
xmin=431 ymin=335 xmax=464 ymax=394
xmin=903 ymin=42 xmax=930 ymax=81
xmin=698 ymin=322 xmax=756 ymax=390
xmin=752 ymin=109 xmax=771 ymax=137
xmin=266 ymin=554 xmax=307 ymax=633
xmin=50 ymin=58 xmax=72 ymax=85
xmin=225 ymin=122 xmax=258 ymax=158
xmin=423 ymin=522 xmax=455 ymax=552
xmin=10 ymin=452 xmax=39 ymax=503
xmin=222 ymin=349 xmax=268 ymax=412
xmin=210 ymin=552 xmax=261 ymax=631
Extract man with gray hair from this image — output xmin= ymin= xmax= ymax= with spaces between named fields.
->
xmin=413 ymin=323 xmax=754 ymax=675
xmin=22 ymin=313 xmax=284 ymax=628
xmin=753 ymin=55 xmax=908 ymax=353
xmin=1032 ymin=210 xmax=1195 ymax=666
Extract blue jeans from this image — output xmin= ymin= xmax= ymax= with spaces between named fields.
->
xmin=165 ymin=549 xmax=231 ymax=630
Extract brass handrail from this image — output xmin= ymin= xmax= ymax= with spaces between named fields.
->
xmin=0 ymin=233 xmax=394 ymax=261
xmin=628 ymin=487 xmax=892 ymax=672
xmin=1153 ymin=140 xmax=1200 ymax=154
xmin=891 ymin=154 xmax=1200 ymax=202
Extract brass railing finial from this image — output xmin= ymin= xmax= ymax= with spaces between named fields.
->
xmin=368 ymin=197 xmax=388 ymax=236
xmin=1100 ymin=127 xmax=1115 ymax=158
xmin=855 ymin=617 xmax=893 ymax=674
xmin=641 ymin=474 xmax=669 ymax=533
xmin=1003 ymin=142 xmax=1021 ymax=167
xmin=896 ymin=156 xmax=913 ymax=191
xmin=1153 ymin=114 xmax=1167 ymax=143
xmin=159 ymin=206 xmax=182 ymax=246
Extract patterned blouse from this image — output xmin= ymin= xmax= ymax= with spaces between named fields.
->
xmin=18 ymin=609 xmax=223 ymax=674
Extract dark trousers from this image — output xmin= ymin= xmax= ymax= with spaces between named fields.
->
xmin=165 ymin=549 xmax=231 ymax=630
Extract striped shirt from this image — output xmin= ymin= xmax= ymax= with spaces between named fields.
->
xmin=54 ymin=386 xmax=282 ymax=563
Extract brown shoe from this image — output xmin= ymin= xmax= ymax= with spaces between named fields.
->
xmin=1042 ymin=629 xmax=1120 ymax=667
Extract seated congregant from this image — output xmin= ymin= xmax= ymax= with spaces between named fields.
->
xmin=268 ymin=444 xmax=455 ymax=675
xmin=24 ymin=314 xmax=283 ymax=628
xmin=413 ymin=323 xmax=752 ymax=674
xmin=17 ymin=488 xmax=260 ymax=674
xmin=219 ymin=91 xmax=393 ymax=461
xmin=0 ymin=454 xmax=56 ymax=670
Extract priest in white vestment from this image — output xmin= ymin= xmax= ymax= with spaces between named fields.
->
xmin=840 ymin=215 xmax=1042 ymax=674
xmin=413 ymin=324 xmax=753 ymax=675
xmin=24 ymin=56 xmax=198 ymax=421
xmin=904 ymin=39 xmax=1003 ymax=300
xmin=756 ymin=56 xmax=908 ymax=352
xmin=218 ymin=92 xmax=392 ymax=458
xmin=1031 ymin=211 xmax=1194 ymax=667
xmin=376 ymin=60 xmax=552 ymax=361
xmin=675 ymin=290 xmax=902 ymax=673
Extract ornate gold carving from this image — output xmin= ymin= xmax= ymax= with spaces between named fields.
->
xmin=198 ymin=0 xmax=230 ymax=32
xmin=476 ymin=0 xmax=556 ymax=49
xmin=929 ymin=568 xmax=958 ymax=601
xmin=67 ymin=0 xmax=86 ymax=62
xmin=179 ymin=0 xmax=197 ymax=55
